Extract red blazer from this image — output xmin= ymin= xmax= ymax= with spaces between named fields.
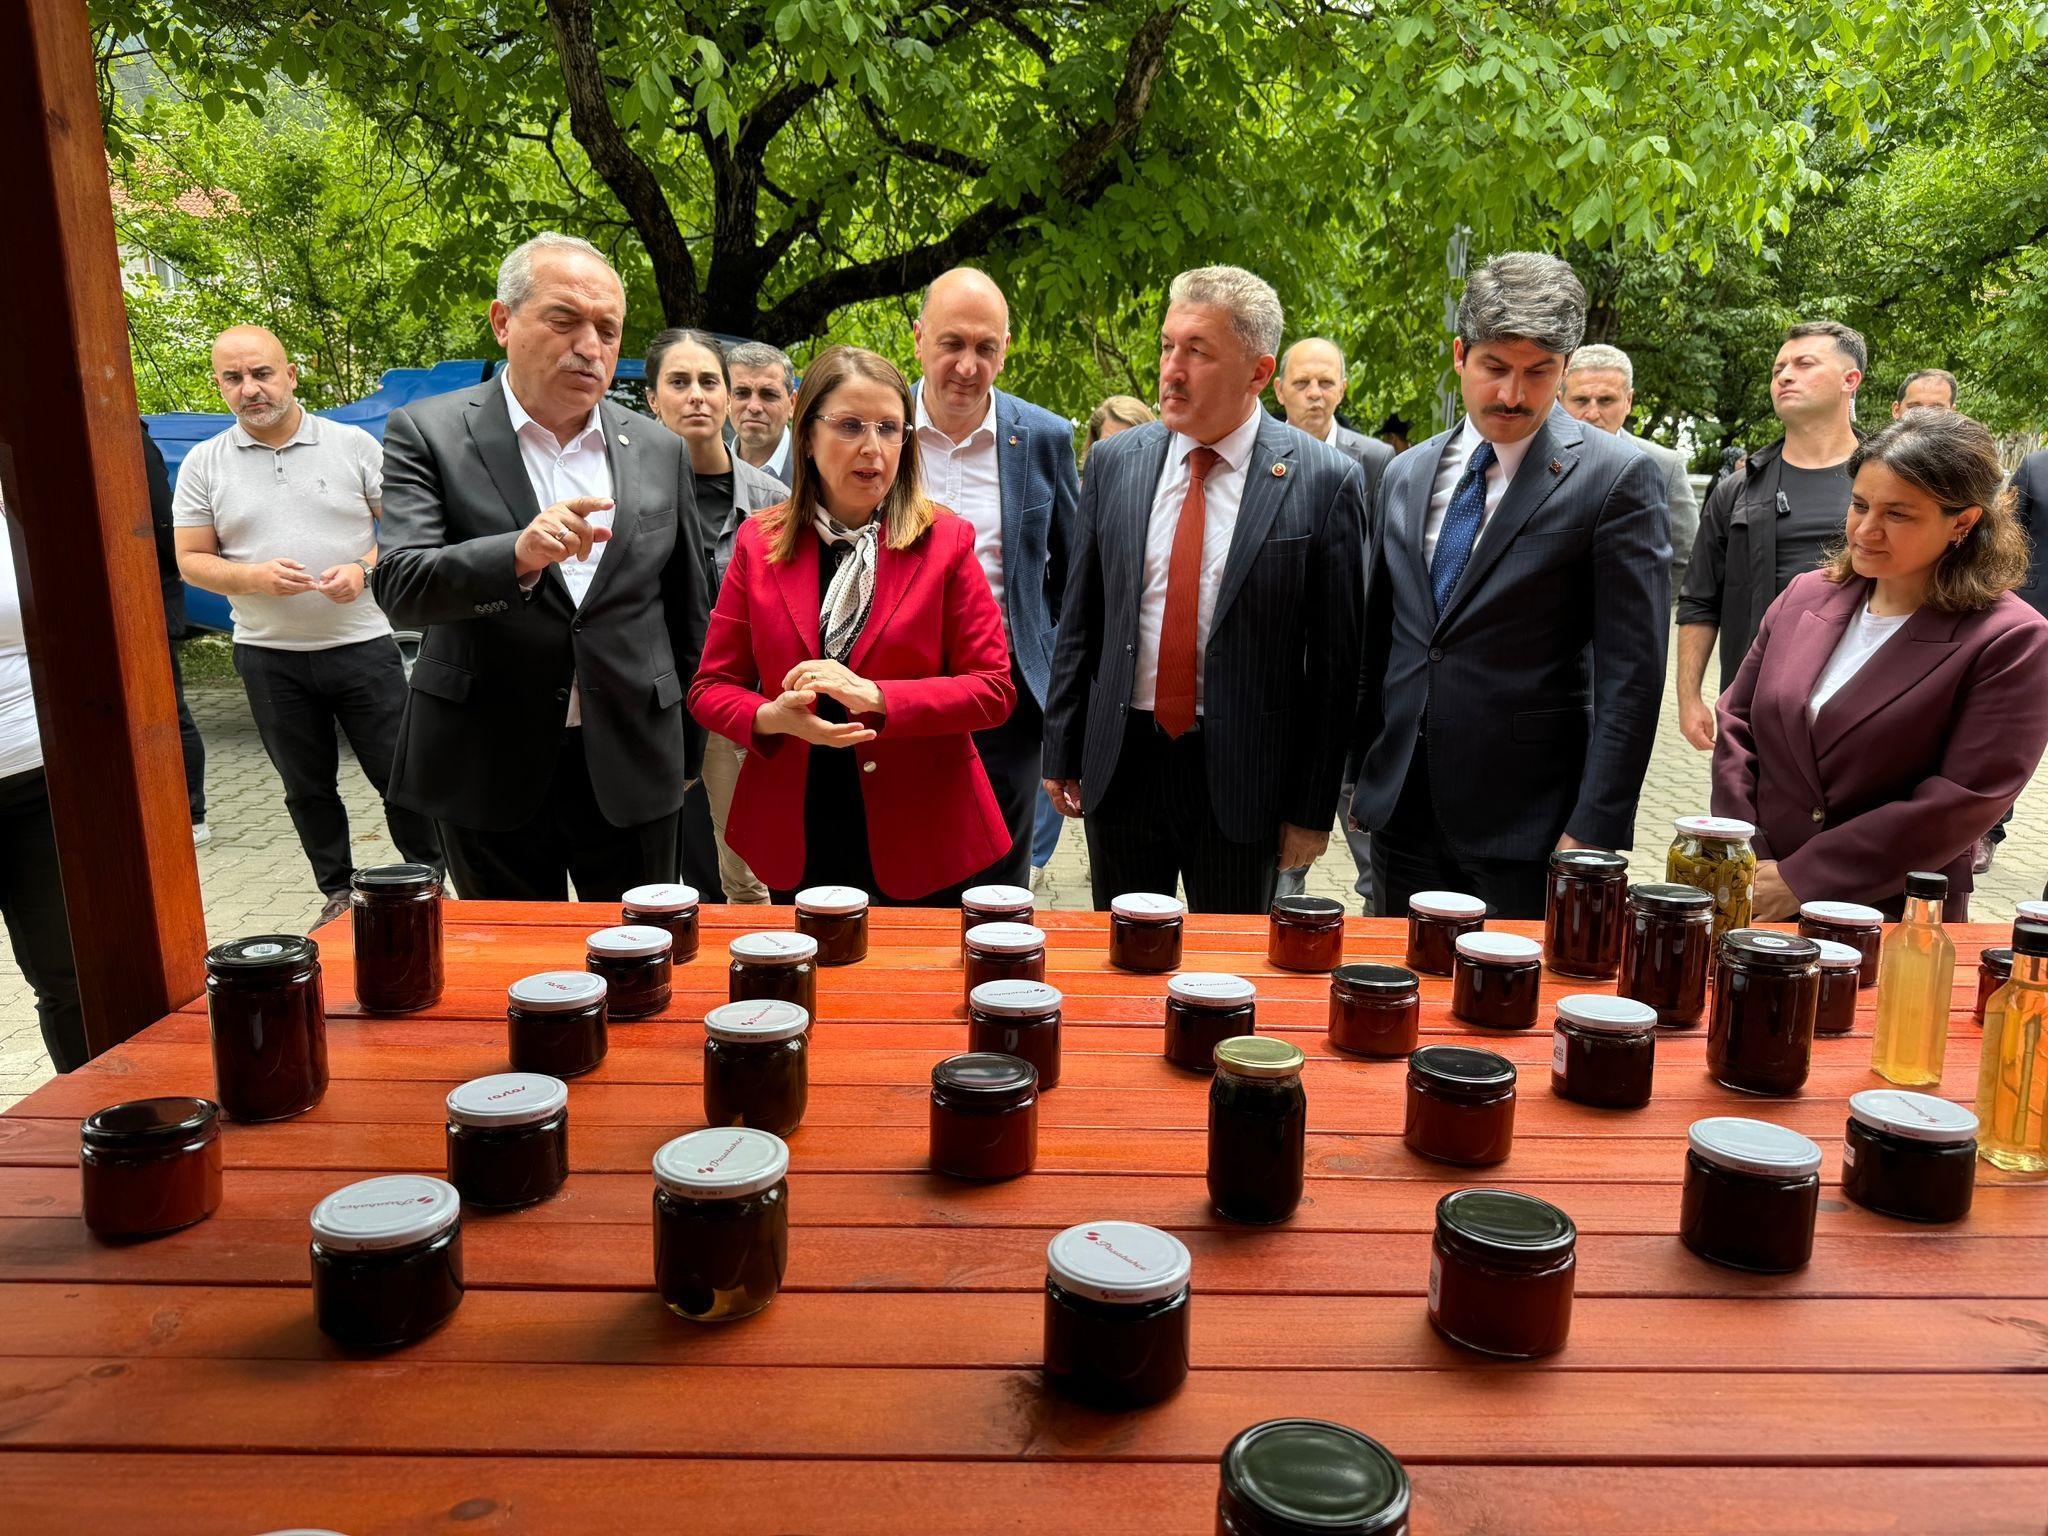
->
xmin=688 ymin=507 xmax=1015 ymax=899
xmin=1713 ymin=570 xmax=2048 ymax=917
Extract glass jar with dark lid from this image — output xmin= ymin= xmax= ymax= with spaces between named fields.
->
xmin=1043 ymin=1219 xmax=1192 ymax=1407
xmin=1974 ymin=948 xmax=2013 ymax=1027
xmin=506 ymin=970 xmax=609 ymax=1078
xmin=967 ymin=980 xmax=1063 ymax=1091
xmin=1550 ymin=994 xmax=1658 ymax=1110
xmin=585 ymin=925 xmax=673 ymax=1020
xmin=963 ymin=922 xmax=1047 ymax=1004
xmin=1450 ymin=932 xmax=1543 ymax=1031
xmin=1797 ymin=900 xmax=1883 ymax=987
xmin=1327 ymin=964 xmax=1421 ymax=1058
xmin=1403 ymin=1045 xmax=1516 ymax=1166
xmin=1208 ymin=1037 xmax=1307 ymax=1224
xmin=1405 ymin=890 xmax=1485 ymax=976
xmin=1110 ymin=892 xmax=1185 ymax=972
xmin=929 ymin=1052 xmax=1038 ymax=1180
xmin=652 ymin=1127 xmax=790 ymax=1322
xmin=1618 ymin=883 xmax=1714 ymax=1028
xmin=1707 ymin=929 xmax=1821 ymax=1095
xmin=795 ymin=884 xmax=869 ymax=966
xmin=703 ymin=999 xmax=810 ymax=1138
xmin=1543 ymin=849 xmax=1628 ymax=979
xmin=79 ymin=1096 xmax=223 ymax=1239
xmin=1843 ymin=1089 xmax=1977 ymax=1223
xmin=309 ymin=1173 xmax=464 ymax=1348
xmin=205 ymin=934 xmax=329 ymax=1123
xmin=1217 ymin=1418 xmax=1410 ymax=1536
xmin=349 ymin=863 xmax=443 ymax=1014
xmin=961 ymin=883 xmax=1035 ymax=956
xmin=1165 ymin=972 xmax=1258 ymax=1071
xmin=1268 ymin=896 xmax=1345 ymax=974
xmin=727 ymin=931 xmax=818 ymax=1016
xmin=1429 ymin=1187 xmax=1576 ymax=1358
xmin=443 ymin=1072 xmax=569 ymax=1210
xmin=620 ymin=883 xmax=700 ymax=963
xmin=1813 ymin=940 xmax=1863 ymax=1036
xmin=1679 ymin=1117 xmax=1822 ymax=1273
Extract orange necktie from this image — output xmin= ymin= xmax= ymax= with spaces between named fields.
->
xmin=1153 ymin=445 xmax=1220 ymax=738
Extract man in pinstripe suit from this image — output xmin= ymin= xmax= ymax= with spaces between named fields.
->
xmin=1043 ymin=267 xmax=1367 ymax=913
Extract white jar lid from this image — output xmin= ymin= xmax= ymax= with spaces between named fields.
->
xmin=622 ymin=882 xmax=699 ymax=914
xmin=965 ymin=921 xmax=1046 ymax=954
xmin=2018 ymin=900 xmax=2048 ymax=923
xmin=1455 ymin=932 xmax=1542 ymax=965
xmin=1167 ymin=972 xmax=1256 ymax=1008
xmin=445 ymin=1072 xmax=568 ymax=1129
xmin=652 ymin=1127 xmax=790 ymax=1199
xmin=1673 ymin=815 xmax=1756 ymax=840
xmin=1849 ymin=1089 xmax=1979 ymax=1144
xmin=796 ymin=884 xmax=869 ymax=916
xmin=1110 ymin=892 xmax=1185 ymax=922
xmin=1814 ymin=939 xmax=1864 ymax=971
xmin=963 ymin=883 xmax=1034 ymax=911
xmin=508 ymin=970 xmax=608 ymax=1013
xmin=703 ymin=999 xmax=810 ymax=1042
xmin=1408 ymin=890 xmax=1486 ymax=920
xmin=968 ymin=980 xmax=1062 ymax=1016
xmin=1799 ymin=900 xmax=1883 ymax=927
xmin=1687 ymin=1117 xmax=1823 ymax=1178
xmin=1555 ymin=994 xmax=1659 ymax=1033
xmin=310 ymin=1174 xmax=461 ymax=1253
xmin=586 ymin=925 xmax=673 ymax=958
xmin=730 ymin=931 xmax=819 ymax=965
xmin=1046 ymin=1220 xmax=1192 ymax=1305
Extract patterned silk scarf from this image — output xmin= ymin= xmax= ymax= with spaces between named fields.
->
xmin=814 ymin=510 xmax=879 ymax=661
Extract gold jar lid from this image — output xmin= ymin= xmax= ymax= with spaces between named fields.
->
xmin=1214 ymin=1036 xmax=1305 ymax=1078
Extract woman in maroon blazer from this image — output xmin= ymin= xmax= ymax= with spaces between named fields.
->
xmin=1713 ymin=410 xmax=2048 ymax=920
xmin=688 ymin=345 xmax=1014 ymax=903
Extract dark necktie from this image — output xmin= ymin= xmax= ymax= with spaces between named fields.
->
xmin=1429 ymin=439 xmax=1496 ymax=616
xmin=1153 ymin=446 xmax=1221 ymax=738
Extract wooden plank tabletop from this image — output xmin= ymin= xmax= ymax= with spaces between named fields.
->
xmin=3 ymin=904 xmax=2043 ymax=1535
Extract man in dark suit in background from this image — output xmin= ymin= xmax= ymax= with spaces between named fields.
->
xmin=1044 ymin=265 xmax=1366 ymax=913
xmin=376 ymin=233 xmax=708 ymax=900
xmin=1350 ymin=252 xmax=1669 ymax=919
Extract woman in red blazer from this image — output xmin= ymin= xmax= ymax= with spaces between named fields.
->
xmin=1713 ymin=411 xmax=2048 ymax=920
xmin=688 ymin=345 xmax=1014 ymax=902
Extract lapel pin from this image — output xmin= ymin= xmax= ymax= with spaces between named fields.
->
xmin=1271 ymin=463 xmax=1288 ymax=478
xmin=618 ymin=433 xmax=631 ymax=446
xmin=1548 ymin=458 xmax=1562 ymax=474
xmin=1008 ymin=434 xmax=1020 ymax=446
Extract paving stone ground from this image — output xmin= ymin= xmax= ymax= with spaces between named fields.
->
xmin=6 ymin=629 xmax=2045 ymax=1108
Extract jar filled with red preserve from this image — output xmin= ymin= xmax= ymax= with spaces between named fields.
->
xmin=1449 ymin=932 xmax=1543 ymax=1031
xmin=205 ymin=935 xmax=329 ymax=1123
xmin=702 ymin=999 xmax=810 ymax=1138
xmin=1164 ymin=972 xmax=1257 ymax=1071
xmin=794 ymin=884 xmax=869 ymax=966
xmin=1267 ymin=896 xmax=1345 ymax=973
xmin=1550 ymin=994 xmax=1658 ymax=1110
xmin=1812 ymin=940 xmax=1863 ymax=1036
xmin=967 ymin=980 xmax=1062 ymax=1091
xmin=963 ymin=922 xmax=1047 ymax=1004
xmin=443 ymin=1072 xmax=569 ymax=1210
xmin=1109 ymin=892 xmax=1185 ymax=973
xmin=1707 ymin=929 xmax=1821 ymax=1096
xmin=1796 ymin=900 xmax=1883 ymax=988
xmin=1841 ymin=1088 xmax=1978 ymax=1224
xmin=585 ymin=925 xmax=674 ymax=1020
xmin=1542 ymin=849 xmax=1628 ymax=979
xmin=1403 ymin=1045 xmax=1516 ymax=1166
xmin=1679 ymin=1117 xmax=1822 ymax=1273
xmin=80 ymin=1096 xmax=223 ymax=1240
xmin=727 ymin=931 xmax=818 ymax=1016
xmin=620 ymin=883 xmax=700 ymax=963
xmin=1327 ymin=964 xmax=1420 ymax=1058
xmin=1618 ymin=882 xmax=1714 ymax=1028
xmin=506 ymin=971 xmax=609 ymax=1078
xmin=1405 ymin=891 xmax=1485 ymax=976
xmin=929 ymin=1052 xmax=1038 ymax=1180
xmin=652 ymin=1127 xmax=790 ymax=1323
xmin=1217 ymin=1418 xmax=1410 ymax=1536
xmin=350 ymin=862 xmax=443 ymax=1013
xmin=960 ymin=883 xmax=1034 ymax=956
xmin=309 ymin=1174 xmax=464 ymax=1348
xmin=1974 ymin=947 xmax=2013 ymax=1027
xmin=1042 ymin=1220 xmax=1192 ymax=1408
xmin=1428 ymin=1187 xmax=1575 ymax=1359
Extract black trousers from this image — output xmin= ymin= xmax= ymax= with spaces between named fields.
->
xmin=966 ymin=655 xmax=1042 ymax=890
xmin=0 ymin=767 xmax=85 ymax=1072
xmin=168 ymin=637 xmax=206 ymax=823
xmin=1369 ymin=742 xmax=1549 ymax=920
xmin=1083 ymin=712 xmax=1277 ymax=915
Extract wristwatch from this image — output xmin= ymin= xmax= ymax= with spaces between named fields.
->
xmin=352 ymin=558 xmax=373 ymax=584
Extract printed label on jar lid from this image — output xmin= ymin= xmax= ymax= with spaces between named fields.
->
xmin=445 ymin=1072 xmax=569 ymax=1128
xmin=622 ymin=883 xmax=699 ymax=913
xmin=246 ymin=942 xmax=286 ymax=959
xmin=1046 ymin=1220 xmax=1192 ymax=1305
xmin=1555 ymin=994 xmax=1659 ymax=1033
xmin=795 ymin=884 xmax=869 ymax=915
xmin=586 ymin=925 xmax=674 ymax=958
xmin=703 ymin=999 xmax=811 ymax=1042
xmin=1800 ymin=900 xmax=1883 ymax=926
xmin=1687 ymin=1116 xmax=1823 ymax=1177
xmin=652 ymin=1127 xmax=791 ymax=1199
xmin=730 ymin=931 xmax=820 ymax=964
xmin=1454 ymin=931 xmax=1542 ymax=964
xmin=1167 ymin=972 xmax=1256 ymax=1007
xmin=508 ymin=970 xmax=608 ymax=1011
xmin=964 ymin=922 xmax=1046 ymax=954
xmin=310 ymin=1174 xmax=461 ymax=1253
xmin=1110 ymin=892 xmax=1185 ymax=921
xmin=968 ymin=979 xmax=1062 ymax=1016
xmin=963 ymin=884 xmax=1034 ymax=911
xmin=1673 ymin=815 xmax=1756 ymax=840
xmin=1408 ymin=890 xmax=1486 ymax=919
xmin=1848 ymin=1089 xmax=1979 ymax=1144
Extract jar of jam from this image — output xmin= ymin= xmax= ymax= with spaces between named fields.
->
xmin=967 ymin=980 xmax=1063 ymax=1091
xmin=1449 ymin=932 xmax=1543 ymax=1031
xmin=1542 ymin=849 xmax=1628 ymax=979
xmin=1813 ymin=940 xmax=1863 ymax=1037
xmin=444 ymin=1072 xmax=569 ymax=1210
xmin=1618 ymin=883 xmax=1714 ymax=1028
xmin=1666 ymin=815 xmax=1757 ymax=942
xmin=1975 ymin=948 xmax=2013 ymax=1027
xmin=1109 ymin=892 xmax=1185 ymax=973
xmin=79 ymin=1097 xmax=223 ymax=1240
xmin=1679 ymin=1117 xmax=1822 ymax=1273
xmin=1165 ymin=973 xmax=1258 ymax=1072
xmin=1550 ymin=994 xmax=1658 ymax=1110
xmin=1327 ymin=964 xmax=1421 ymax=1058
xmin=205 ymin=935 xmax=329 ymax=1123
xmin=1405 ymin=891 xmax=1486 ymax=976
xmin=1707 ymin=929 xmax=1821 ymax=1096
xmin=727 ymin=932 xmax=819 ymax=1016
xmin=963 ymin=922 xmax=1048 ymax=1005
xmin=309 ymin=1174 xmax=464 ymax=1348
xmin=506 ymin=971 xmax=609 ymax=1078
xmin=652 ymin=1127 xmax=790 ymax=1322
xmin=1217 ymin=1418 xmax=1409 ymax=1536
xmin=1428 ymin=1187 xmax=1576 ymax=1359
xmin=1403 ymin=1045 xmax=1516 ymax=1166
xmin=703 ymin=999 xmax=810 ymax=1138
xmin=795 ymin=884 xmax=869 ymax=965
xmin=1797 ymin=900 xmax=1884 ymax=988
xmin=1042 ymin=1220 xmax=1192 ymax=1407
xmin=620 ymin=883 xmax=700 ymax=963
xmin=1208 ymin=1037 xmax=1307 ymax=1224
xmin=585 ymin=925 xmax=674 ymax=1020
xmin=929 ymin=1052 xmax=1038 ymax=1180
xmin=961 ymin=884 xmax=1035 ymax=956
xmin=1267 ymin=896 xmax=1345 ymax=973
xmin=349 ymin=862 xmax=444 ymax=1013
xmin=1842 ymin=1089 xmax=1978 ymax=1224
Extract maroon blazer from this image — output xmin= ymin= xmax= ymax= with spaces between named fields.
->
xmin=1713 ymin=570 xmax=2048 ymax=917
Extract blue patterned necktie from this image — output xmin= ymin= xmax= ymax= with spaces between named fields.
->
xmin=1429 ymin=438 xmax=1496 ymax=616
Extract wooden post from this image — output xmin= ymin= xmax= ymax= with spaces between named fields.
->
xmin=0 ymin=0 xmax=208 ymax=1055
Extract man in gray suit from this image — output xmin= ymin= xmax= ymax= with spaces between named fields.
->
xmin=1562 ymin=343 xmax=1697 ymax=604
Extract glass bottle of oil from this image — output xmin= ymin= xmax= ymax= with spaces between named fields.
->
xmin=1978 ymin=920 xmax=2048 ymax=1172
xmin=1872 ymin=872 xmax=1954 ymax=1086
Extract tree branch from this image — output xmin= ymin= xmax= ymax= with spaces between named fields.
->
xmin=857 ymin=99 xmax=989 ymax=177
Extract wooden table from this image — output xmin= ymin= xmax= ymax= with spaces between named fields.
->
xmin=2 ymin=906 xmax=2043 ymax=1534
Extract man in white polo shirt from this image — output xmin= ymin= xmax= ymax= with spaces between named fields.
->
xmin=174 ymin=325 xmax=443 ymax=926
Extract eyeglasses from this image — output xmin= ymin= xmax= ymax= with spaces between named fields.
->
xmin=815 ymin=414 xmax=906 ymax=444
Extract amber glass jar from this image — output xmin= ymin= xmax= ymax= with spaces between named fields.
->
xmin=1109 ymin=892 xmax=1185 ymax=973
xmin=1208 ymin=1038 xmax=1307 ymax=1224
xmin=1813 ymin=940 xmax=1863 ymax=1037
xmin=1450 ymin=932 xmax=1543 ymax=1030
xmin=309 ymin=1174 xmax=464 ymax=1348
xmin=929 ymin=1053 xmax=1038 ymax=1180
xmin=960 ymin=884 xmax=1035 ymax=955
xmin=1542 ymin=849 xmax=1628 ymax=980
xmin=349 ymin=863 xmax=443 ymax=1013
xmin=1707 ymin=929 xmax=1821 ymax=1095
xmin=80 ymin=1097 xmax=223 ymax=1239
xmin=1679 ymin=1117 xmax=1821 ymax=1273
xmin=795 ymin=884 xmax=869 ymax=965
xmin=702 ymin=999 xmax=810 ymax=1138
xmin=1405 ymin=891 xmax=1485 ymax=976
xmin=967 ymin=980 xmax=1063 ymax=1091
xmin=443 ymin=1072 xmax=569 ymax=1210
xmin=1267 ymin=896 xmax=1345 ymax=973
xmin=1975 ymin=948 xmax=2013 ymax=1027
xmin=1797 ymin=900 xmax=1883 ymax=988
xmin=652 ymin=1127 xmax=790 ymax=1322
xmin=1327 ymin=964 xmax=1420 ymax=1058
xmin=1428 ymin=1188 xmax=1575 ymax=1359
xmin=1165 ymin=973 xmax=1258 ymax=1072
xmin=1666 ymin=815 xmax=1757 ymax=941
xmin=620 ymin=883 xmax=700 ymax=963
xmin=585 ymin=925 xmax=674 ymax=1020
xmin=1550 ymin=994 xmax=1658 ymax=1110
xmin=1217 ymin=1419 xmax=1410 ymax=1536
xmin=727 ymin=932 xmax=819 ymax=1015
xmin=1403 ymin=1045 xmax=1516 ymax=1166
xmin=962 ymin=922 xmax=1048 ymax=1004
xmin=1618 ymin=883 xmax=1714 ymax=1029
xmin=205 ymin=935 xmax=329 ymax=1123
xmin=506 ymin=971 xmax=609 ymax=1078
xmin=1043 ymin=1220 xmax=1192 ymax=1408
xmin=1842 ymin=1089 xmax=1977 ymax=1224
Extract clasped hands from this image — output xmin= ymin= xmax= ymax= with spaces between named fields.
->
xmin=754 ymin=659 xmax=884 ymax=748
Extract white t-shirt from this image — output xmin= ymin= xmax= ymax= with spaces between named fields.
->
xmin=1809 ymin=599 xmax=1910 ymax=720
xmin=0 ymin=527 xmax=42 ymax=779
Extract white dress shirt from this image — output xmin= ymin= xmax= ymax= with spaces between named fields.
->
xmin=1808 ymin=599 xmax=1910 ymax=721
xmin=1131 ymin=403 xmax=1264 ymax=714
xmin=505 ymin=377 xmax=611 ymax=725
xmin=1422 ymin=418 xmax=1536 ymax=568
xmin=916 ymin=389 xmax=1004 ymax=611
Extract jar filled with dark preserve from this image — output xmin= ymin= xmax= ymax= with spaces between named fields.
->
xmin=1216 ymin=1418 xmax=1410 ymax=1536
xmin=967 ymin=980 xmax=1063 ymax=1091
xmin=652 ymin=1127 xmax=790 ymax=1322
xmin=727 ymin=932 xmax=819 ymax=1016
xmin=960 ymin=883 xmax=1034 ymax=956
xmin=1812 ymin=940 xmax=1863 ymax=1037
xmin=703 ymin=999 xmax=810 ymax=1138
xmin=585 ymin=925 xmax=674 ymax=1020
xmin=205 ymin=935 xmax=329 ymax=1123
xmin=1267 ymin=896 xmax=1346 ymax=974
xmin=1543 ymin=849 xmax=1629 ymax=979
xmin=1208 ymin=1037 xmax=1307 ymax=1224
xmin=1403 ymin=1045 xmax=1517 ymax=1166
xmin=1327 ymin=963 xmax=1421 ymax=1058
xmin=794 ymin=884 xmax=869 ymax=966
xmin=350 ymin=862 xmax=443 ymax=1013
xmin=1405 ymin=890 xmax=1486 ymax=976
xmin=620 ymin=883 xmax=700 ymax=963
xmin=962 ymin=922 xmax=1047 ymax=1004
xmin=1429 ymin=1188 xmax=1576 ymax=1359
xmin=309 ymin=1174 xmax=464 ymax=1348
xmin=1707 ymin=929 xmax=1821 ymax=1095
xmin=1042 ymin=1219 xmax=1192 ymax=1408
xmin=1797 ymin=900 xmax=1884 ymax=988
xmin=1618 ymin=883 xmax=1714 ymax=1028
xmin=1165 ymin=973 xmax=1258 ymax=1072
xmin=80 ymin=1097 xmax=223 ymax=1240
xmin=1450 ymin=932 xmax=1543 ymax=1031
xmin=1109 ymin=892 xmax=1185 ymax=973
xmin=443 ymin=1072 xmax=569 ymax=1210
xmin=1550 ymin=994 xmax=1659 ymax=1110
xmin=1975 ymin=948 xmax=2013 ymax=1027
xmin=506 ymin=970 xmax=609 ymax=1078
xmin=1679 ymin=1117 xmax=1822 ymax=1273
xmin=1842 ymin=1088 xmax=1977 ymax=1223
xmin=929 ymin=1052 xmax=1038 ymax=1180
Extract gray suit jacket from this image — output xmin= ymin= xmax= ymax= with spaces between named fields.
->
xmin=1618 ymin=428 xmax=1698 ymax=603
xmin=709 ymin=454 xmax=788 ymax=598
xmin=1330 ymin=422 xmax=1396 ymax=519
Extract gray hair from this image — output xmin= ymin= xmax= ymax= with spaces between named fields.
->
xmin=1168 ymin=265 xmax=1283 ymax=359
xmin=725 ymin=341 xmax=797 ymax=393
xmin=1564 ymin=343 xmax=1634 ymax=389
xmin=1457 ymin=252 xmax=1588 ymax=358
xmin=497 ymin=232 xmax=613 ymax=311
